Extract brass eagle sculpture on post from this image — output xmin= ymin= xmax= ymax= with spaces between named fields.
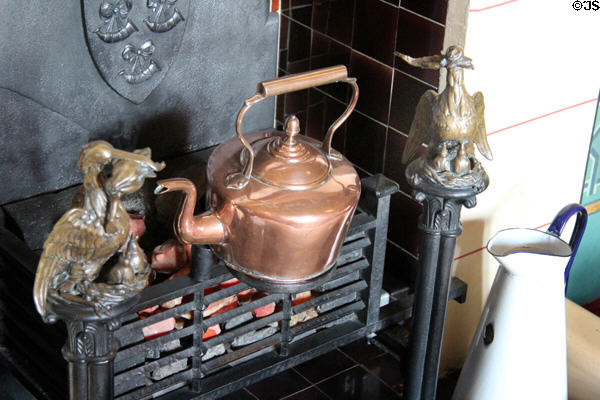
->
xmin=396 ymin=46 xmax=492 ymax=189
xmin=33 ymin=141 xmax=165 ymax=322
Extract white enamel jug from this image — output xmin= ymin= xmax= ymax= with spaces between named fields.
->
xmin=452 ymin=204 xmax=587 ymax=400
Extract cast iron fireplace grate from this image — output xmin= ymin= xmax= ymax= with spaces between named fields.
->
xmin=0 ymin=174 xmax=413 ymax=400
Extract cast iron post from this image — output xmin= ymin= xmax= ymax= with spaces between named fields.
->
xmin=404 ymin=178 xmax=488 ymax=400
xmin=50 ymin=297 xmax=138 ymax=400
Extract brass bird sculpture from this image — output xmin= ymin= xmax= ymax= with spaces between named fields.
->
xmin=33 ymin=141 xmax=165 ymax=322
xmin=396 ymin=46 xmax=492 ymax=186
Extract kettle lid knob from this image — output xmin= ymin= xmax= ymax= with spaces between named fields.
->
xmin=284 ymin=115 xmax=300 ymax=145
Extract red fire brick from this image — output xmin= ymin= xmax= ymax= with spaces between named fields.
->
xmin=292 ymin=291 xmax=312 ymax=307
xmin=161 ymin=296 xmax=182 ymax=310
xmin=143 ymin=317 xmax=176 ymax=340
xmin=204 ymin=285 xmax=220 ymax=295
xmin=203 ymin=295 xmax=238 ymax=318
xmin=219 ymin=278 xmax=241 ymax=289
xmin=202 ymin=324 xmax=221 ymax=341
xmin=238 ymin=288 xmax=257 ymax=303
xmin=252 ymin=302 xmax=276 ymax=318
xmin=138 ymin=305 xmax=159 ymax=316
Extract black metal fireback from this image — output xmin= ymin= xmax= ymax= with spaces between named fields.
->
xmin=0 ymin=174 xmax=409 ymax=400
xmin=0 ymin=0 xmax=278 ymax=206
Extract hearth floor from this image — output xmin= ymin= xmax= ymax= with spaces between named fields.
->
xmin=222 ymin=338 xmax=458 ymax=400
xmin=0 ymin=338 xmax=459 ymax=399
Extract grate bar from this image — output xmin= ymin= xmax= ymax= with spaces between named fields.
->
xmin=201 ymin=292 xmax=280 ymax=329
xmin=346 ymin=212 xmax=377 ymax=237
xmin=202 ymin=334 xmax=279 ymax=372
xmin=201 ymin=310 xmax=283 ymax=352
xmin=292 ymin=300 xmax=364 ymax=337
xmin=116 ymin=326 xmax=195 ymax=364
xmin=117 ymin=302 xmax=196 ymax=345
xmin=203 ymin=281 xmax=250 ymax=305
xmin=115 ymin=368 xmax=193 ymax=400
xmin=292 ymin=280 xmax=367 ymax=315
xmin=115 ymin=348 xmax=194 ymax=395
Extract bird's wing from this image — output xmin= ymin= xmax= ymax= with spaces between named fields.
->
xmin=472 ymin=91 xmax=493 ymax=160
xmin=402 ymin=90 xmax=436 ymax=164
xmin=33 ymin=209 xmax=101 ymax=320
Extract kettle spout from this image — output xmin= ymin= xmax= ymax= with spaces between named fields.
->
xmin=155 ymin=178 xmax=225 ymax=245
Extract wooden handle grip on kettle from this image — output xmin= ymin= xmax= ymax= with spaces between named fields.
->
xmin=226 ymin=66 xmax=358 ymax=190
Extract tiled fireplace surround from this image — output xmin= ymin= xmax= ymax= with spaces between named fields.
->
xmin=277 ymin=0 xmax=448 ymax=287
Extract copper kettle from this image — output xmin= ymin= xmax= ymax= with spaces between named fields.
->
xmin=155 ymin=66 xmax=360 ymax=292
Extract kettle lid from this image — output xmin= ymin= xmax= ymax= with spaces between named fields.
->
xmin=249 ymin=115 xmax=330 ymax=190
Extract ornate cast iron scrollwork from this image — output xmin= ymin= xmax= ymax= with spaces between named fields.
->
xmin=396 ymin=46 xmax=492 ymax=191
xmin=33 ymin=141 xmax=165 ymax=323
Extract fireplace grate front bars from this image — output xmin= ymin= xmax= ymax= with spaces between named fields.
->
xmin=0 ymin=174 xmax=410 ymax=400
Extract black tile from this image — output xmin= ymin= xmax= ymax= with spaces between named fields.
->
xmin=388 ymin=192 xmax=422 ymax=255
xmin=353 ymin=0 xmax=399 ymax=66
xmin=323 ymin=96 xmax=347 ymax=153
xmin=295 ymin=349 xmax=356 ymax=383
xmin=288 ymin=3 xmax=313 ymax=26
xmin=277 ymin=93 xmax=285 ymax=124
xmin=384 ymin=129 xmax=425 ymax=194
xmin=306 ymin=103 xmax=325 ymax=141
xmin=286 ymin=16 xmax=312 ymax=65
xmin=344 ymin=112 xmax=386 ymax=174
xmin=219 ymin=388 xmax=257 ymax=400
xmin=389 ymin=69 xmax=434 ymax=134
xmin=339 ymin=338 xmax=385 ymax=365
xmin=312 ymin=0 xmax=356 ymax=46
xmin=284 ymin=89 xmax=308 ymax=116
xmin=348 ymin=51 xmax=393 ymax=124
xmin=283 ymin=386 xmax=331 ymax=400
xmin=363 ymin=353 xmax=404 ymax=394
xmin=395 ymin=9 xmax=445 ymax=86
xmin=310 ymin=32 xmax=351 ymax=102
xmin=246 ymin=369 xmax=310 ymax=400
xmin=280 ymin=49 xmax=289 ymax=73
xmin=401 ymin=0 xmax=448 ymax=24
xmin=287 ymin=58 xmax=311 ymax=74
xmin=317 ymin=366 xmax=400 ymax=399
xmin=308 ymin=88 xmax=326 ymax=106
xmin=383 ymin=242 xmax=414 ymax=295
xmin=355 ymin=165 xmax=372 ymax=180
xmin=291 ymin=0 xmax=313 ymax=7
xmin=280 ymin=14 xmax=289 ymax=50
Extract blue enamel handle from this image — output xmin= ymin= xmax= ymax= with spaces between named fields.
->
xmin=547 ymin=203 xmax=588 ymax=291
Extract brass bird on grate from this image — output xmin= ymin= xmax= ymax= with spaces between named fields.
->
xmin=33 ymin=141 xmax=165 ymax=322
xmin=397 ymin=46 xmax=492 ymax=180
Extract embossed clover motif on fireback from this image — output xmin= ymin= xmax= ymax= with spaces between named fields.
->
xmin=95 ymin=0 xmax=138 ymax=43
xmin=119 ymin=41 xmax=161 ymax=84
xmin=144 ymin=0 xmax=185 ymax=32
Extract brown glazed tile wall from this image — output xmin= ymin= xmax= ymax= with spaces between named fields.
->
xmin=278 ymin=0 xmax=447 ymax=275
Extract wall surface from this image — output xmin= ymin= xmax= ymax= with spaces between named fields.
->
xmin=441 ymin=0 xmax=600 ymax=372
xmin=278 ymin=0 xmax=449 ymax=293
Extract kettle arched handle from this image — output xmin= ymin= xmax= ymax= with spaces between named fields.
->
xmin=225 ymin=65 xmax=359 ymax=190
xmin=547 ymin=203 xmax=588 ymax=291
